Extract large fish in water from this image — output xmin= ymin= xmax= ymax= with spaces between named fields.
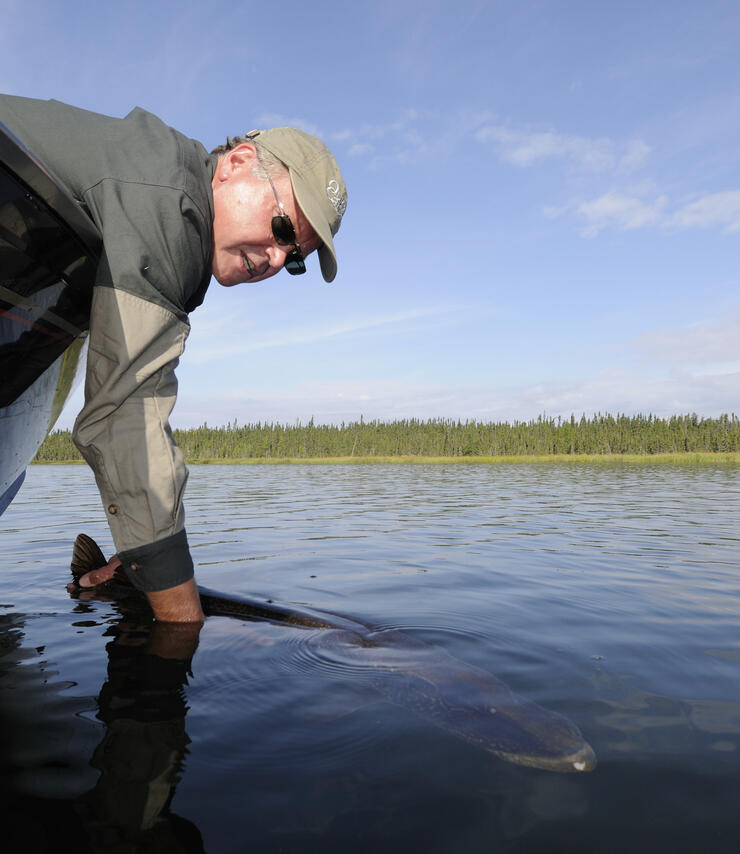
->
xmin=70 ymin=533 xmax=596 ymax=773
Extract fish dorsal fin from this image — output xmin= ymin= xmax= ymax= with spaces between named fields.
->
xmin=70 ymin=533 xmax=108 ymax=580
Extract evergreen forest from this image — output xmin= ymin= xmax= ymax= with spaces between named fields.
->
xmin=34 ymin=413 xmax=740 ymax=462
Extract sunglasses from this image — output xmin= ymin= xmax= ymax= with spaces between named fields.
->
xmin=259 ymin=152 xmax=306 ymax=275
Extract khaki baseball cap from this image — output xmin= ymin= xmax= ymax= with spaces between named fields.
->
xmin=245 ymin=127 xmax=347 ymax=283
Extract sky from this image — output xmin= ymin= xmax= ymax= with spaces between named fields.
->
xmin=3 ymin=0 xmax=739 ymax=428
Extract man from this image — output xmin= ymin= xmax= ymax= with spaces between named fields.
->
xmin=0 ymin=96 xmax=347 ymax=623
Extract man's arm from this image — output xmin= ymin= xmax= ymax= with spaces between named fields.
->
xmin=73 ymin=285 xmax=203 ymax=622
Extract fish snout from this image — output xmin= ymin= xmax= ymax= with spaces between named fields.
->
xmin=495 ymin=738 xmax=597 ymax=773
xmin=536 ymin=741 xmax=597 ymax=773
xmin=569 ymin=742 xmax=597 ymax=772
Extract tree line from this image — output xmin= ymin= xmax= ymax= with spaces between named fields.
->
xmin=33 ymin=413 xmax=740 ymax=461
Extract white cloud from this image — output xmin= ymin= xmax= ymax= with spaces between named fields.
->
xmin=253 ymin=113 xmax=323 ymax=137
xmin=187 ymin=306 xmax=457 ymax=363
xmin=669 ymin=191 xmax=740 ymax=232
xmin=347 ymin=142 xmax=375 ymax=157
xmin=327 ymin=108 xmax=492 ymax=166
xmin=619 ymin=139 xmax=652 ymax=173
xmin=326 ymin=110 xmax=438 ymax=165
xmin=558 ymin=189 xmax=740 ymax=236
xmin=474 ymin=124 xmax=651 ymax=175
xmin=575 ymin=192 xmax=668 ymax=236
xmin=542 ymin=203 xmax=569 ymax=220
xmin=475 ymin=125 xmax=616 ymax=171
xmin=330 ymin=110 xmax=432 ymax=144
xmin=634 ymin=312 xmax=740 ymax=368
xmin=471 ymin=120 xmax=740 ymax=238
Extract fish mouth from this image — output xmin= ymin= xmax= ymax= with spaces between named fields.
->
xmin=500 ymin=741 xmax=597 ymax=773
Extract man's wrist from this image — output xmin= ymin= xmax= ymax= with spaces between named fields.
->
xmin=118 ymin=529 xmax=194 ymax=592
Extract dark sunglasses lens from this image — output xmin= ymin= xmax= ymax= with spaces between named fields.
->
xmin=272 ymin=214 xmax=296 ymax=246
xmin=284 ymin=248 xmax=306 ymax=275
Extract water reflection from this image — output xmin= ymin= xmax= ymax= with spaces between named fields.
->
xmin=1 ymin=592 xmax=206 ymax=853
xmin=71 ymin=595 xmax=204 ymax=852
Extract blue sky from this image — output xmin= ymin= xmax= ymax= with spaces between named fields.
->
xmin=4 ymin=0 xmax=739 ymax=428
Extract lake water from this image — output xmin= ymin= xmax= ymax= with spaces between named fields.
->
xmin=1 ymin=462 xmax=739 ymax=853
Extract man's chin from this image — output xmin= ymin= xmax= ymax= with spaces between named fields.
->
xmin=212 ymin=269 xmax=274 ymax=287
xmin=212 ymin=269 xmax=240 ymax=287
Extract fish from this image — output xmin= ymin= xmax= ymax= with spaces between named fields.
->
xmin=69 ymin=533 xmax=596 ymax=773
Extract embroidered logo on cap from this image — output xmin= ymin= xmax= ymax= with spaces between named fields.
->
xmin=326 ymin=179 xmax=347 ymax=217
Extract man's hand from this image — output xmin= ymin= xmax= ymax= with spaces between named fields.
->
xmin=69 ymin=554 xmax=122 ymax=589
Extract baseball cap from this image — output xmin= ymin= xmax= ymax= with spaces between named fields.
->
xmin=245 ymin=127 xmax=347 ymax=283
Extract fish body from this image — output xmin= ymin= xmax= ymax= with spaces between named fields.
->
xmin=70 ymin=534 xmax=596 ymax=773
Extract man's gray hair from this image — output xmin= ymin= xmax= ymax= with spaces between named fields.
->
xmin=210 ymin=135 xmax=287 ymax=179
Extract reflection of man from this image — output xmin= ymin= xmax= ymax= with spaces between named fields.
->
xmin=76 ymin=613 xmax=205 ymax=852
xmin=0 ymin=96 xmax=347 ymax=623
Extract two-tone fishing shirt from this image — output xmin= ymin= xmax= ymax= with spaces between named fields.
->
xmin=0 ymin=95 xmax=217 ymax=591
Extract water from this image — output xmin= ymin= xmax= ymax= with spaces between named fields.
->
xmin=1 ymin=462 xmax=739 ymax=852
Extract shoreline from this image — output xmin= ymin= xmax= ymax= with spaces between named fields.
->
xmin=31 ymin=452 xmax=740 ymax=466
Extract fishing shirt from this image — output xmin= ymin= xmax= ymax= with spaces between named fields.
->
xmin=0 ymin=94 xmax=218 ymax=592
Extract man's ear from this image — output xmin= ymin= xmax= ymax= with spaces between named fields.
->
xmin=225 ymin=142 xmax=258 ymax=171
xmin=215 ymin=142 xmax=257 ymax=182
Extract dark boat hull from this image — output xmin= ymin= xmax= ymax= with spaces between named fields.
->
xmin=0 ymin=121 xmax=101 ymax=512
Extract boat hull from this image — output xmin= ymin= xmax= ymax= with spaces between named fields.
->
xmin=0 ymin=122 xmax=100 ymax=511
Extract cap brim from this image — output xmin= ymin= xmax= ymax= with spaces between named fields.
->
xmin=288 ymin=167 xmax=338 ymax=283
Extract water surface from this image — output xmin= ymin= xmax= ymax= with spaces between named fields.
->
xmin=1 ymin=463 xmax=739 ymax=852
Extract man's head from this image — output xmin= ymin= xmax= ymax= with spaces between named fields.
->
xmin=210 ymin=128 xmax=346 ymax=287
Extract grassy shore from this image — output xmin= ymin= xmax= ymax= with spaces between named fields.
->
xmin=33 ymin=452 xmax=740 ymax=465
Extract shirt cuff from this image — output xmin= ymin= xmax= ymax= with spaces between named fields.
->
xmin=118 ymin=529 xmax=195 ymax=593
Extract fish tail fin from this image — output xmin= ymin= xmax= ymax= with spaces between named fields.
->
xmin=70 ymin=533 xmax=108 ymax=581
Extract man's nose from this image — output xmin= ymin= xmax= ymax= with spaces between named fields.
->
xmin=266 ymin=244 xmax=290 ymax=270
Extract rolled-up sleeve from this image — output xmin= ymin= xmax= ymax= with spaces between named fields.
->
xmin=72 ymin=285 xmax=193 ymax=592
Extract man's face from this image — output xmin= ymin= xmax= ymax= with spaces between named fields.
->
xmin=211 ymin=144 xmax=321 ymax=287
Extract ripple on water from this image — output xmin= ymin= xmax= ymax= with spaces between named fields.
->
xmin=189 ymin=618 xmax=394 ymax=771
xmin=187 ymin=605 xmax=514 ymax=775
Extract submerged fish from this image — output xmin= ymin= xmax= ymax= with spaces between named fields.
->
xmin=70 ymin=533 xmax=596 ymax=773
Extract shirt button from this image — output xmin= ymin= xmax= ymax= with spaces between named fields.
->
xmin=130 ymin=562 xmax=139 ymax=571
xmin=108 ymin=504 xmax=118 ymax=515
